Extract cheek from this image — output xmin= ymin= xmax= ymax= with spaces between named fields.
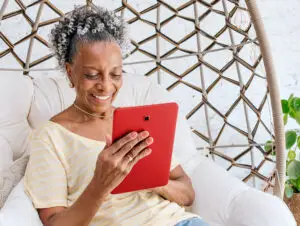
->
xmin=76 ymin=79 xmax=95 ymax=94
xmin=114 ymin=78 xmax=123 ymax=91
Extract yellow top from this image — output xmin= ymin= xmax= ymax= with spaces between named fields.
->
xmin=24 ymin=121 xmax=198 ymax=226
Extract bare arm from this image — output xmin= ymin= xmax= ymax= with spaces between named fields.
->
xmin=39 ymin=178 xmax=107 ymax=226
xmin=152 ymin=165 xmax=195 ymax=206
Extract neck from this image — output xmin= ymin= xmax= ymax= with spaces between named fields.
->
xmin=73 ymin=102 xmax=113 ymax=120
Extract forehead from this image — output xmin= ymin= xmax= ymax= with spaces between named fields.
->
xmin=74 ymin=41 xmax=122 ymax=67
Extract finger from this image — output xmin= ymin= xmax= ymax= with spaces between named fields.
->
xmin=124 ymin=137 xmax=153 ymax=161
xmin=110 ymin=131 xmax=138 ymax=154
xmin=116 ymin=131 xmax=151 ymax=158
xmin=128 ymin=148 xmax=152 ymax=167
xmin=125 ymin=153 xmax=134 ymax=163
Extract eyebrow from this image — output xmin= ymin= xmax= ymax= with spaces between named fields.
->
xmin=83 ymin=65 xmax=122 ymax=70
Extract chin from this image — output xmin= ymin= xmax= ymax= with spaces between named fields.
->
xmin=93 ymin=101 xmax=113 ymax=112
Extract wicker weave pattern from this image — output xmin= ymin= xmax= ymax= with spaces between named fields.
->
xmin=0 ymin=0 xmax=282 ymax=195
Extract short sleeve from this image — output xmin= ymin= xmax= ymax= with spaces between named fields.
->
xmin=24 ymin=137 xmax=68 ymax=208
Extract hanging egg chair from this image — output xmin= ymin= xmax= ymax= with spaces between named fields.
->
xmin=0 ymin=0 xmax=295 ymax=225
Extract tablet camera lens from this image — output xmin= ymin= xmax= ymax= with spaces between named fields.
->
xmin=144 ymin=116 xmax=150 ymax=121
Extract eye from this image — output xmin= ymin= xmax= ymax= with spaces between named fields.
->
xmin=84 ymin=74 xmax=98 ymax=80
xmin=111 ymin=73 xmax=122 ymax=79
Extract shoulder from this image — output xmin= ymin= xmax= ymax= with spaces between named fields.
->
xmin=31 ymin=113 xmax=71 ymax=145
xmin=50 ymin=106 xmax=74 ymax=127
xmin=29 ymin=121 xmax=67 ymax=159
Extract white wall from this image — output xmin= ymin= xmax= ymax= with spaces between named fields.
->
xmin=258 ymin=0 xmax=300 ymax=101
xmin=259 ymin=0 xmax=300 ymax=131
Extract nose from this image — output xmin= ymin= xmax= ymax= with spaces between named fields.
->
xmin=96 ymin=74 xmax=113 ymax=92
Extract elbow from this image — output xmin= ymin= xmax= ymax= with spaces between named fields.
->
xmin=185 ymin=187 xmax=195 ymax=206
xmin=182 ymin=177 xmax=195 ymax=206
xmin=187 ymin=176 xmax=195 ymax=206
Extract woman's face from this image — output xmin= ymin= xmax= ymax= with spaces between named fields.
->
xmin=66 ymin=41 xmax=123 ymax=114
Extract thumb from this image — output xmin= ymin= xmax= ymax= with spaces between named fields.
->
xmin=105 ymin=134 xmax=112 ymax=148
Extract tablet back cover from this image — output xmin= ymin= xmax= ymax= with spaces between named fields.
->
xmin=111 ymin=102 xmax=178 ymax=194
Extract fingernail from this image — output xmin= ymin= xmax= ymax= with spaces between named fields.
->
xmin=142 ymin=131 xmax=149 ymax=138
xmin=146 ymin=137 xmax=153 ymax=144
xmin=131 ymin=132 xmax=137 ymax=138
xmin=146 ymin=148 xmax=152 ymax=155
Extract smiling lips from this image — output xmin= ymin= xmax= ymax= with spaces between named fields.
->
xmin=91 ymin=94 xmax=112 ymax=102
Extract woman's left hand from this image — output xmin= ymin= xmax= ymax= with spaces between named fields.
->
xmin=151 ymin=165 xmax=195 ymax=206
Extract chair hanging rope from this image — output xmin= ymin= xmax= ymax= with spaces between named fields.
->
xmin=86 ymin=0 xmax=93 ymax=7
xmin=245 ymin=0 xmax=285 ymax=199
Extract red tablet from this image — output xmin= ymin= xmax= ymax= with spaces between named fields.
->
xmin=111 ymin=102 xmax=178 ymax=194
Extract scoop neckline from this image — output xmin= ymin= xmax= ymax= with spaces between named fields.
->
xmin=47 ymin=121 xmax=106 ymax=144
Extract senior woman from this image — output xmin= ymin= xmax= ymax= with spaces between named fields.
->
xmin=24 ymin=5 xmax=209 ymax=226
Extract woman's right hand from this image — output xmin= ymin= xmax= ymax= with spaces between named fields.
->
xmin=92 ymin=131 xmax=153 ymax=196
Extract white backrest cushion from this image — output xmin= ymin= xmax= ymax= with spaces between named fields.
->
xmin=0 ymin=74 xmax=33 ymax=160
xmin=28 ymin=75 xmax=76 ymax=129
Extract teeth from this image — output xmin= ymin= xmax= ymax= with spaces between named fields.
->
xmin=94 ymin=95 xmax=110 ymax=100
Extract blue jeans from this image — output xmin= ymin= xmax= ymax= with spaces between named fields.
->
xmin=175 ymin=218 xmax=209 ymax=226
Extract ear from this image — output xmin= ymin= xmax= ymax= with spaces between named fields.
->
xmin=65 ymin=63 xmax=73 ymax=83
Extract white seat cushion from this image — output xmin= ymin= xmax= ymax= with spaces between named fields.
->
xmin=2 ymin=160 xmax=295 ymax=226
xmin=190 ymin=159 xmax=296 ymax=226
xmin=0 ymin=179 xmax=42 ymax=226
xmin=227 ymin=188 xmax=295 ymax=226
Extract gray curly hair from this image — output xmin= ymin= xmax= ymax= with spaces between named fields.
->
xmin=49 ymin=5 xmax=130 ymax=70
